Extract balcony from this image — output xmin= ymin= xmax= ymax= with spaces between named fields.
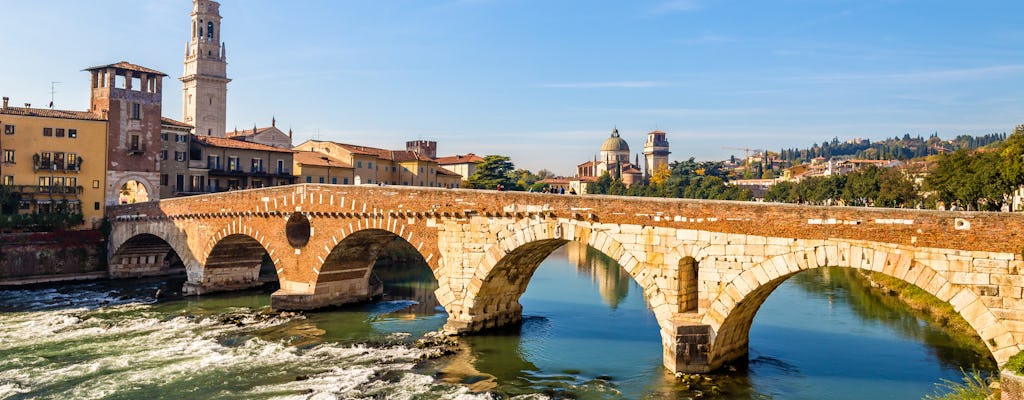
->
xmin=6 ymin=185 xmax=84 ymax=195
xmin=127 ymin=144 xmax=145 ymax=155
xmin=32 ymin=155 xmax=83 ymax=172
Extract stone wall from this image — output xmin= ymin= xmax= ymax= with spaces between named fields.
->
xmin=0 ymin=230 xmax=105 ymax=284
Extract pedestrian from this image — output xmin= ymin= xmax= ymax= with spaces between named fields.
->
xmin=559 ymin=187 xmax=565 ymax=194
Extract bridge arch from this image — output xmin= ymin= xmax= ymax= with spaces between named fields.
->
xmin=702 ymin=244 xmax=1013 ymax=370
xmin=185 ymin=231 xmax=279 ymax=295
xmin=109 ymin=232 xmax=191 ymax=278
xmin=446 ymin=220 xmax=676 ymax=336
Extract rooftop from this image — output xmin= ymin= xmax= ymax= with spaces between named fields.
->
xmin=294 ymin=151 xmax=351 ymax=168
xmin=0 ymin=105 xmax=105 ymax=121
xmin=193 ymin=135 xmax=294 ymax=153
xmin=435 ymin=153 xmax=485 ymax=165
xmin=161 ymin=117 xmax=192 ymax=129
xmin=84 ymin=61 xmax=167 ymax=76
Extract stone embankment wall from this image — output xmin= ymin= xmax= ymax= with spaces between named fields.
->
xmin=0 ymin=230 xmax=105 ymax=285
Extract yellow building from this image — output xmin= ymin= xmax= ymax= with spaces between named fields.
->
xmin=294 ymin=139 xmax=460 ymax=188
xmin=294 ymin=150 xmax=353 ymax=184
xmin=0 ymin=98 xmax=109 ymax=229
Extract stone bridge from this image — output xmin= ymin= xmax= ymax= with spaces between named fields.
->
xmin=107 ymin=184 xmax=1024 ymax=373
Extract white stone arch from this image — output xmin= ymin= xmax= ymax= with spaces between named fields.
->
xmin=107 ymin=173 xmax=158 ymax=205
xmin=108 ymin=220 xmax=198 ymax=277
xmin=701 ymin=242 xmax=1014 ymax=369
xmin=447 ymin=219 xmax=676 ymax=334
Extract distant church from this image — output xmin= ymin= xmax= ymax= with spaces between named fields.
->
xmin=576 ymin=128 xmax=670 ymax=187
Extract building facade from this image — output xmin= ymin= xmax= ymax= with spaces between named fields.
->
xmin=576 ymin=128 xmax=645 ymax=187
xmin=643 ymin=130 xmax=670 ymax=178
xmin=226 ymin=119 xmax=293 ymax=149
xmin=295 ymin=139 xmax=461 ymax=188
xmin=191 ymin=135 xmax=295 ymax=191
xmin=0 ymin=98 xmax=109 ymax=228
xmin=86 ymin=62 xmax=166 ymax=205
xmin=435 ymin=153 xmax=484 ymax=182
xmin=294 ymin=150 xmax=353 ymax=185
xmin=181 ymin=0 xmax=230 ymax=137
xmin=158 ymin=117 xmax=196 ymax=198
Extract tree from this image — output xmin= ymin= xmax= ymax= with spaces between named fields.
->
xmin=649 ymin=164 xmax=671 ymax=187
xmin=467 ymin=155 xmax=519 ymax=190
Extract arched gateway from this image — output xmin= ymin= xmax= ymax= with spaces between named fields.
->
xmin=108 ymin=184 xmax=1024 ymax=373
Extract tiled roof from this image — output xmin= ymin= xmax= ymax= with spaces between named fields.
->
xmin=193 ymin=135 xmax=294 ymax=153
xmin=0 ymin=106 xmax=105 ymax=121
xmin=435 ymin=153 xmax=485 ymax=165
xmin=436 ymin=168 xmax=461 ymax=176
xmin=294 ymin=151 xmax=351 ymax=168
xmin=161 ymin=117 xmax=192 ymax=128
xmin=84 ymin=61 xmax=167 ymax=76
xmin=307 ymin=140 xmax=434 ymax=162
xmin=227 ymin=126 xmax=273 ymax=137
xmin=577 ymin=160 xmax=598 ymax=168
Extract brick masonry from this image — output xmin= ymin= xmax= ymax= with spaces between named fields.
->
xmin=108 ymin=184 xmax=1024 ymax=373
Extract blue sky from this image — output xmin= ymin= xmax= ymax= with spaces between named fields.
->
xmin=2 ymin=1 xmax=1023 ymax=174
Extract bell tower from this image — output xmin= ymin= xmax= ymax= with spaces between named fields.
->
xmin=643 ymin=130 xmax=670 ymax=179
xmin=181 ymin=0 xmax=230 ymax=137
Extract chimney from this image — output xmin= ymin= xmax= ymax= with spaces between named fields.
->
xmin=271 ymin=116 xmax=276 ymax=127
xmin=2 ymin=97 xmax=7 ymax=109
xmin=24 ymin=103 xmax=30 ymax=108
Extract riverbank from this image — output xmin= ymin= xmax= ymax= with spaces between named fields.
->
xmin=860 ymin=269 xmax=995 ymax=369
xmin=0 ymin=230 xmax=106 ymax=286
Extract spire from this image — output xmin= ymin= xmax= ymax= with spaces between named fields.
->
xmin=288 ymin=128 xmax=293 ymax=139
xmin=221 ymin=42 xmax=226 ymax=60
xmin=271 ymin=116 xmax=276 ymax=127
xmin=612 ymin=126 xmax=619 ymax=138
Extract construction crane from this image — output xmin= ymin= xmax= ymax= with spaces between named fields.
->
xmin=722 ymin=146 xmax=764 ymax=164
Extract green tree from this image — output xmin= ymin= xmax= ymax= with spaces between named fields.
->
xmin=467 ymin=155 xmax=519 ymax=190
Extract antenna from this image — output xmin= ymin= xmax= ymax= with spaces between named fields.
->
xmin=49 ymin=81 xmax=61 ymax=109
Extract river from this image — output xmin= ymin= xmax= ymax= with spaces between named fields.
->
xmin=0 ymin=242 xmax=994 ymax=399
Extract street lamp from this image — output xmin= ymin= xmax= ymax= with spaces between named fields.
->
xmin=321 ymin=156 xmax=331 ymax=184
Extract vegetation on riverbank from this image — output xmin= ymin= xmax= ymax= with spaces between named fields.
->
xmin=863 ymin=270 xmax=993 ymax=364
xmin=923 ymin=370 xmax=993 ymax=400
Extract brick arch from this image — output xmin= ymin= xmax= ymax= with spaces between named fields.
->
xmin=203 ymin=223 xmax=283 ymax=268
xmin=313 ymin=226 xmax=437 ymax=295
xmin=312 ymin=217 xmax=440 ymax=273
xmin=444 ymin=220 xmax=676 ymax=334
xmin=701 ymin=244 xmax=1013 ymax=370
xmin=109 ymin=221 xmax=198 ymax=273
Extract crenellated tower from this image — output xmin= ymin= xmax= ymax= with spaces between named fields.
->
xmin=181 ymin=0 xmax=230 ymax=137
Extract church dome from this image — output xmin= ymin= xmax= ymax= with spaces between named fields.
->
xmin=600 ymin=128 xmax=630 ymax=152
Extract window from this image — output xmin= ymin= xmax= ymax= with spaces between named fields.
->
xmin=368 ymin=162 xmax=373 ymax=169
xmin=161 ymin=133 xmax=169 ymax=141
xmin=207 ymin=21 xmax=214 ymax=39
xmin=207 ymin=155 xmax=221 ymax=170
xmin=94 ymin=202 xmax=100 ymax=211
xmin=3 ymin=125 xmax=14 ymax=135
xmin=331 ymin=177 xmax=337 ymax=184
xmin=228 ymin=156 xmax=240 ymax=171
xmin=277 ymin=160 xmax=284 ymax=174
xmin=160 ymin=174 xmax=168 ymax=186
xmin=419 ymin=167 xmax=424 ymax=173
xmin=190 ymin=175 xmax=205 ymax=192
xmin=357 ymin=161 xmax=363 ymax=168
xmin=38 ymin=176 xmax=51 ymax=192
xmin=66 ymin=177 xmax=77 ymax=188
xmin=68 ymin=129 xmax=77 ymax=138
xmin=43 ymin=127 xmax=52 ymax=137
xmin=67 ymin=153 xmax=78 ymax=170
xmin=175 ymin=151 xmax=186 ymax=162
xmin=130 ymin=103 xmax=141 ymax=120
xmin=38 ymin=151 xmax=51 ymax=169
xmin=176 ymin=134 xmax=187 ymax=143
xmin=305 ymin=176 xmax=312 ymax=183
xmin=3 ymin=149 xmax=14 ymax=163
xmin=55 ymin=128 xmax=65 ymax=138
xmin=391 ymin=166 xmax=396 ymax=172
xmin=343 ymin=178 xmax=349 ymax=184
xmin=160 ymin=150 xmax=168 ymax=160
xmin=251 ymin=158 xmax=263 ymax=173
xmin=129 ymin=134 xmax=141 ymax=151
xmin=1 ymin=175 xmax=12 ymax=185
xmin=52 ymin=177 xmax=65 ymax=187
xmin=53 ymin=152 xmax=65 ymax=170
xmin=319 ymin=176 xmax=324 ymax=183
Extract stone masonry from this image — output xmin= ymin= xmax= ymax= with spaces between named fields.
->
xmin=108 ymin=184 xmax=1024 ymax=373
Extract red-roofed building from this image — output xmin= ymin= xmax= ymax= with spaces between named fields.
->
xmin=434 ymin=153 xmax=484 ymax=182
xmin=294 ymin=139 xmax=461 ymax=188
xmin=225 ymin=118 xmax=293 ymax=149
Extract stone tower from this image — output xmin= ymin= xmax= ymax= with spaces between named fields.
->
xmin=86 ymin=62 xmax=167 ymax=205
xmin=181 ymin=0 xmax=230 ymax=137
xmin=643 ymin=130 xmax=670 ymax=179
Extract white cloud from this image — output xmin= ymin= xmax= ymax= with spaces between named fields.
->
xmin=537 ymin=81 xmax=668 ymax=89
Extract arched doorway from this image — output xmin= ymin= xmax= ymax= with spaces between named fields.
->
xmin=118 ymin=180 xmax=150 ymax=204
